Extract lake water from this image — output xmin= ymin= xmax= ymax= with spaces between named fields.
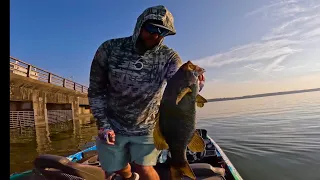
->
xmin=10 ymin=91 xmax=320 ymax=180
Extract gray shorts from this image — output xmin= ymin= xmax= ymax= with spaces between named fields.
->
xmin=96 ymin=132 xmax=161 ymax=173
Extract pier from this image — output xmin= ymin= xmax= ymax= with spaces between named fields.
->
xmin=10 ymin=56 xmax=92 ymax=129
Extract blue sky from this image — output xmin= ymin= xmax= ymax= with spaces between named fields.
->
xmin=10 ymin=0 xmax=320 ymax=98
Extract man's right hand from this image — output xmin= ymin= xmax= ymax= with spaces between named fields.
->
xmin=98 ymin=128 xmax=116 ymax=145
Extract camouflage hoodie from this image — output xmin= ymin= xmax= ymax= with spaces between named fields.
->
xmin=88 ymin=5 xmax=182 ymax=136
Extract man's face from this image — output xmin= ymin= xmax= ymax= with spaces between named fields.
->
xmin=138 ymin=23 xmax=170 ymax=49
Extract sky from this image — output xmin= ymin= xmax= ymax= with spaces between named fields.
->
xmin=10 ymin=0 xmax=320 ymax=98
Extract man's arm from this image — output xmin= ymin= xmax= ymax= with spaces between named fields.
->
xmin=88 ymin=41 xmax=112 ymax=129
xmin=165 ymin=52 xmax=183 ymax=80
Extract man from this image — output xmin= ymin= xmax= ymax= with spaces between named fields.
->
xmin=88 ymin=5 xmax=203 ymax=180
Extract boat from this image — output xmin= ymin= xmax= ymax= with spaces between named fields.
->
xmin=10 ymin=129 xmax=243 ymax=180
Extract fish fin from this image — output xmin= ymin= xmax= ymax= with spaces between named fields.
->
xmin=196 ymin=94 xmax=208 ymax=108
xmin=196 ymin=94 xmax=207 ymax=103
xmin=187 ymin=131 xmax=206 ymax=152
xmin=170 ymin=163 xmax=196 ymax=180
xmin=176 ymin=87 xmax=192 ymax=105
xmin=196 ymin=94 xmax=207 ymax=108
xmin=185 ymin=61 xmax=196 ymax=71
xmin=153 ymin=117 xmax=169 ymax=150
xmin=196 ymin=102 xmax=204 ymax=108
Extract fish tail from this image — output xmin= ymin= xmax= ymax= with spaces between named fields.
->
xmin=170 ymin=161 xmax=196 ymax=180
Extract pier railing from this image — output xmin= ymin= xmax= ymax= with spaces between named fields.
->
xmin=10 ymin=56 xmax=88 ymax=94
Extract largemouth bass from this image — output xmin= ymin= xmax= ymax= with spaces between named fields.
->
xmin=153 ymin=61 xmax=207 ymax=180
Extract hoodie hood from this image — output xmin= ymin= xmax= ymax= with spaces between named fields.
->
xmin=132 ymin=5 xmax=176 ymax=48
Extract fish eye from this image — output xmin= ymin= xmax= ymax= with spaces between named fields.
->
xmin=192 ymin=71 xmax=199 ymax=77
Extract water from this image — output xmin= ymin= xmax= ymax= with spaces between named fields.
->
xmin=10 ymin=91 xmax=320 ymax=180
xmin=197 ymin=91 xmax=320 ymax=180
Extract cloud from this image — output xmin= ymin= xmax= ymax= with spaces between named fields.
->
xmin=236 ymin=80 xmax=255 ymax=84
xmin=244 ymin=0 xmax=301 ymax=18
xmin=262 ymin=30 xmax=301 ymax=41
xmin=301 ymin=27 xmax=320 ymax=39
xmin=228 ymin=72 xmax=243 ymax=75
xmin=202 ymin=72 xmax=320 ymax=98
xmin=210 ymin=78 xmax=223 ymax=83
xmin=244 ymin=64 xmax=275 ymax=78
xmin=244 ymin=62 xmax=263 ymax=69
xmin=263 ymin=54 xmax=289 ymax=73
xmin=193 ymin=0 xmax=320 ymax=76
xmin=272 ymin=65 xmax=285 ymax=72
xmin=286 ymin=64 xmax=308 ymax=70
xmin=193 ymin=39 xmax=300 ymax=68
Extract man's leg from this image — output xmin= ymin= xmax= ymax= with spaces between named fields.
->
xmin=115 ymin=163 xmax=140 ymax=180
xmin=129 ymin=134 xmax=161 ymax=180
xmin=96 ymin=134 xmax=133 ymax=179
xmin=132 ymin=163 xmax=159 ymax=180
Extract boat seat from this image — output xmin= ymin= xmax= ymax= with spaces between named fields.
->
xmin=81 ymin=154 xmax=101 ymax=166
xmin=33 ymin=154 xmax=105 ymax=180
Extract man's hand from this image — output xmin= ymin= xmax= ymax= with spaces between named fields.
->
xmin=98 ymin=128 xmax=116 ymax=145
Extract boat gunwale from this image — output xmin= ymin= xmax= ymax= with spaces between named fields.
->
xmin=208 ymin=136 xmax=243 ymax=180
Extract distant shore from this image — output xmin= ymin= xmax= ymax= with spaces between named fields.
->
xmin=208 ymin=88 xmax=320 ymax=102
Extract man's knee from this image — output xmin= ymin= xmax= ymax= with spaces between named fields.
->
xmin=132 ymin=163 xmax=154 ymax=173
xmin=133 ymin=163 xmax=160 ymax=180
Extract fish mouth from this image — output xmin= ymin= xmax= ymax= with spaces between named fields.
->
xmin=196 ymin=67 xmax=205 ymax=92
xmin=198 ymin=74 xmax=205 ymax=82
xmin=193 ymin=67 xmax=205 ymax=80
xmin=198 ymin=68 xmax=205 ymax=81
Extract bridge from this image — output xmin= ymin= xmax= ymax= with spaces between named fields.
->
xmin=10 ymin=56 xmax=92 ymax=129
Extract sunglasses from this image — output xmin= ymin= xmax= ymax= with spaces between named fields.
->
xmin=144 ymin=23 xmax=171 ymax=37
